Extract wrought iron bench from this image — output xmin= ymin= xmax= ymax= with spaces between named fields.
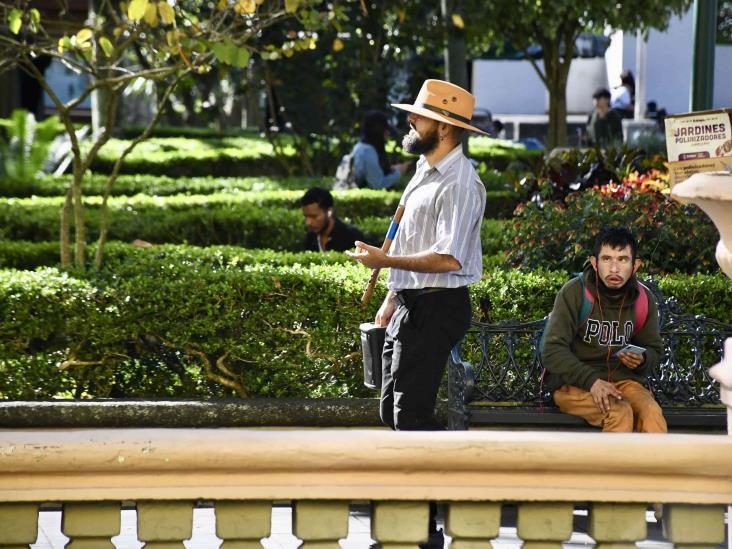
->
xmin=447 ymin=280 xmax=732 ymax=431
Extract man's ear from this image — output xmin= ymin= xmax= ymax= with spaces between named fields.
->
xmin=589 ymin=256 xmax=597 ymax=271
xmin=633 ymin=258 xmax=641 ymax=274
xmin=327 ymin=208 xmax=333 ymax=218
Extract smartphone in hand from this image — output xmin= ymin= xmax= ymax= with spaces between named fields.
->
xmin=614 ymin=344 xmax=646 ymax=357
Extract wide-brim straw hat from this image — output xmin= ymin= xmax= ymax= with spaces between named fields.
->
xmin=391 ymin=79 xmax=488 ymax=135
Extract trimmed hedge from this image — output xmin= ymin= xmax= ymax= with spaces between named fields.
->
xmin=1 ymin=264 xmax=730 ymax=400
xmin=85 ymin=135 xmax=538 ymax=178
xmin=0 ymin=175 xmax=518 ymax=219
xmin=90 ymin=136 xmax=299 ymax=177
xmin=0 ymin=194 xmax=509 ymax=251
xmin=0 ymin=216 xmax=507 ymax=270
xmin=0 ymin=174 xmax=332 ymax=198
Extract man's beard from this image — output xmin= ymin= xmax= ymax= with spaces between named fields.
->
xmin=402 ymin=125 xmax=439 ymax=155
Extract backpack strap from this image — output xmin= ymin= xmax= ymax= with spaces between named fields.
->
xmin=632 ymin=281 xmax=650 ymax=337
xmin=576 ymin=272 xmax=595 ymax=326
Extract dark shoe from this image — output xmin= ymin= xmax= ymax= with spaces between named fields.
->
xmin=419 ymin=528 xmax=445 ymax=549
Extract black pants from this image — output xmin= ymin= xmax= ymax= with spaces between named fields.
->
xmin=380 ymin=286 xmax=472 ymax=431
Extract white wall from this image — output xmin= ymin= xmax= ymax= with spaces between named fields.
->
xmin=473 ymin=58 xmax=607 ymax=115
xmin=472 ymin=60 xmax=546 ymax=114
xmin=619 ymin=12 xmax=695 ymax=115
xmin=610 ymin=11 xmax=731 ymax=115
xmin=564 ymin=58 xmax=608 ymax=114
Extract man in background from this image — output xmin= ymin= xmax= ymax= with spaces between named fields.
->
xmin=301 ymin=187 xmax=365 ymax=252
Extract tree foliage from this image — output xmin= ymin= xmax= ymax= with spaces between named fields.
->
xmin=0 ymin=0 xmax=323 ymax=268
xmin=255 ymin=1 xmax=449 ymax=175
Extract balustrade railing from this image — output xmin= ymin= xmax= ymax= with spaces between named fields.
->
xmin=0 ymin=429 xmax=729 ymax=547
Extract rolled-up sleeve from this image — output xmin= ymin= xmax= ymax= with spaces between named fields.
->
xmin=430 ymin=175 xmax=483 ymax=268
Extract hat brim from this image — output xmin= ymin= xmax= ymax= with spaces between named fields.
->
xmin=391 ymin=103 xmax=489 ymax=136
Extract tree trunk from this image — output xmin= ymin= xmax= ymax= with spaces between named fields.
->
xmin=72 ymin=168 xmax=86 ymax=269
xmin=543 ymin=43 xmax=571 ymax=150
xmin=441 ymin=0 xmax=470 ymax=154
xmin=60 ymin=187 xmax=72 ymax=267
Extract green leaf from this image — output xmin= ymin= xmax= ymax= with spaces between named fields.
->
xmin=211 ymin=42 xmax=232 ymax=64
xmin=231 ymin=46 xmax=250 ymax=68
xmin=8 ymin=8 xmax=22 ymax=34
xmin=99 ymin=36 xmax=115 ymax=57
xmin=284 ymin=0 xmax=299 ymax=13
xmin=28 ymin=8 xmax=41 ymax=33
xmin=128 ymin=0 xmax=149 ymax=21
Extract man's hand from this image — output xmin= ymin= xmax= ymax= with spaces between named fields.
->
xmin=617 ymin=351 xmax=644 ymax=370
xmin=346 ymin=241 xmax=389 ymax=270
xmin=375 ymin=294 xmax=396 ymax=327
xmin=589 ymin=379 xmax=624 ymax=414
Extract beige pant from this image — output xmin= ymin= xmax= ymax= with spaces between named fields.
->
xmin=553 ymin=379 xmax=668 ymax=433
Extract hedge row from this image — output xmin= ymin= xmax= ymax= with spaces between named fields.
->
xmin=0 ymin=194 xmax=511 ymax=249
xmin=1 ymin=264 xmax=730 ymax=400
xmin=0 ymin=174 xmax=332 ymax=198
xmin=87 ymin=136 xmax=539 ymax=178
xmin=0 ymin=176 xmax=519 ymax=218
xmin=0 ymin=214 xmax=507 ymax=270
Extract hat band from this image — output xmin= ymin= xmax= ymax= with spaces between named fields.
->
xmin=418 ymin=102 xmax=472 ymax=125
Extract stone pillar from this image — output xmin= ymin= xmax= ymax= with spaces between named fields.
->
xmin=445 ymin=502 xmax=501 ymax=549
xmin=663 ymin=504 xmax=726 ymax=549
xmin=137 ymin=501 xmax=194 ymax=548
xmin=0 ymin=503 xmax=38 ymax=548
xmin=516 ymin=502 xmax=574 ymax=549
xmin=62 ymin=502 xmax=121 ymax=548
xmin=293 ymin=501 xmax=350 ymax=548
xmin=215 ymin=501 xmax=272 ymax=548
xmin=371 ymin=501 xmax=430 ymax=548
xmin=588 ymin=503 xmax=647 ymax=549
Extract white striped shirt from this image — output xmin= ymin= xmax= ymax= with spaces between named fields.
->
xmin=387 ymin=144 xmax=485 ymax=290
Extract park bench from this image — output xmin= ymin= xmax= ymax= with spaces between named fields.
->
xmin=447 ymin=280 xmax=732 ymax=431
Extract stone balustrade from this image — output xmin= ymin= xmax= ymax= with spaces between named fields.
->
xmin=0 ymin=429 xmax=730 ymax=546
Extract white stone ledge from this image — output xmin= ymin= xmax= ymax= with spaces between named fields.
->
xmin=0 ymin=429 xmax=730 ymax=504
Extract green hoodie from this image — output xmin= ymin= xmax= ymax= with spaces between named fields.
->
xmin=541 ymin=266 xmax=663 ymax=393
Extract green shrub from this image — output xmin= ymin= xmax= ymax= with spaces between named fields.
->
xmin=505 ymin=189 xmax=718 ymax=275
xmin=0 ymin=194 xmax=507 ymax=252
xmin=469 ymin=136 xmax=542 ymax=171
xmin=90 ymin=136 xmax=299 ymax=177
xmin=85 ymin=135 xmax=541 ymax=178
xmin=0 ymin=110 xmax=62 ymax=182
xmin=517 ymin=145 xmax=667 ymax=204
xmin=0 ymin=219 xmax=507 ymax=271
xmin=0 ymin=174 xmax=332 ymax=198
xmin=2 ymin=264 xmax=730 ymax=399
xmin=0 ymin=241 xmax=59 ymax=269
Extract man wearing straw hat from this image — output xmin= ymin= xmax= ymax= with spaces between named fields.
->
xmin=348 ymin=79 xmax=486 ymax=433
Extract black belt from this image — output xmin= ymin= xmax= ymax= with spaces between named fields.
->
xmin=393 ymin=287 xmax=464 ymax=307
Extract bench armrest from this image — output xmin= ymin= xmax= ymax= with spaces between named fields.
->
xmin=449 ymin=345 xmax=476 ymax=404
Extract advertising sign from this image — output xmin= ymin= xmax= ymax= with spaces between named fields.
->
xmin=665 ymin=108 xmax=732 ymax=186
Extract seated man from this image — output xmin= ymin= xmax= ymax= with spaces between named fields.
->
xmin=301 ymin=187 xmax=365 ymax=252
xmin=541 ymin=227 xmax=667 ymax=433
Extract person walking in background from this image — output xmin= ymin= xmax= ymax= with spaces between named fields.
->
xmin=351 ymin=111 xmax=411 ymax=189
xmin=587 ymin=88 xmax=623 ymax=147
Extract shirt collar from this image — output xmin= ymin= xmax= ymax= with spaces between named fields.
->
xmin=416 ymin=144 xmax=464 ymax=176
